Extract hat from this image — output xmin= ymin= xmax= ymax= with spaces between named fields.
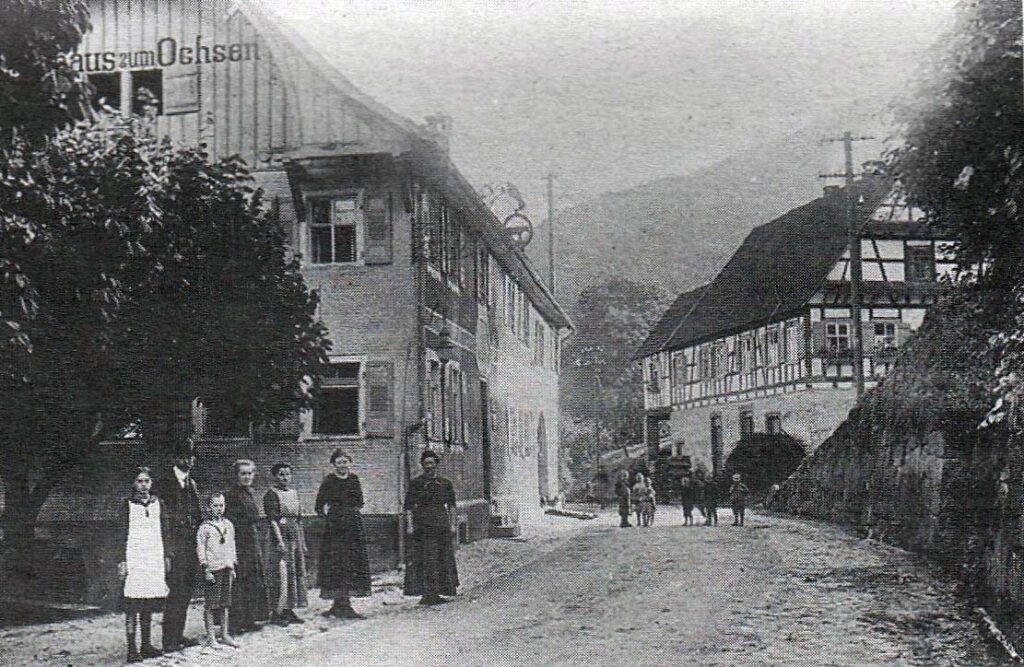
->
xmin=420 ymin=449 xmax=440 ymax=464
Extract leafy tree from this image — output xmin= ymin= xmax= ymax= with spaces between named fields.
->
xmin=0 ymin=0 xmax=92 ymax=144
xmin=0 ymin=118 xmax=331 ymax=545
xmin=889 ymin=0 xmax=1023 ymax=421
xmin=560 ymin=278 xmax=668 ymax=478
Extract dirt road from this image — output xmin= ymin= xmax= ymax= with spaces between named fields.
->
xmin=2 ymin=509 xmax=1008 ymax=666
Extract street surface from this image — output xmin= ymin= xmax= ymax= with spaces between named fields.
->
xmin=0 ymin=509 xmax=1008 ymax=666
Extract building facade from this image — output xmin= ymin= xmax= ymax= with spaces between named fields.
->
xmin=25 ymin=0 xmax=570 ymax=606
xmin=638 ymin=175 xmax=952 ymax=479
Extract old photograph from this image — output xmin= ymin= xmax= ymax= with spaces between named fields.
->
xmin=0 ymin=0 xmax=1021 ymax=665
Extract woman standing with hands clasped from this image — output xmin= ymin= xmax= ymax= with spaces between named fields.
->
xmin=403 ymin=450 xmax=460 ymax=606
xmin=315 ymin=450 xmax=372 ymax=619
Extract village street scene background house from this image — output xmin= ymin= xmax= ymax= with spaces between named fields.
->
xmin=638 ymin=173 xmax=954 ymax=487
xmin=9 ymin=0 xmax=571 ymax=606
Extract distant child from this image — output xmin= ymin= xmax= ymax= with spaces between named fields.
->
xmin=644 ymin=476 xmax=657 ymax=527
xmin=197 ymin=493 xmax=239 ymax=648
xmin=118 ymin=467 xmax=169 ymax=664
xmin=614 ymin=470 xmax=632 ymax=528
xmin=729 ymin=473 xmax=751 ymax=526
xmin=703 ymin=476 xmax=719 ymax=526
xmin=678 ymin=474 xmax=696 ymax=526
xmin=632 ymin=474 xmax=652 ymax=527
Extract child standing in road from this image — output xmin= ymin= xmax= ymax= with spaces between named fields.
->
xmin=197 ymin=493 xmax=239 ymax=648
xmin=703 ymin=476 xmax=719 ymax=526
xmin=118 ymin=467 xmax=169 ymax=664
xmin=729 ymin=473 xmax=750 ymax=526
xmin=632 ymin=474 xmax=652 ymax=527
xmin=644 ymin=476 xmax=657 ymax=527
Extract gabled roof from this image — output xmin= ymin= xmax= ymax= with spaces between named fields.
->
xmin=639 ymin=176 xmax=891 ymax=357
xmin=634 ymin=285 xmax=707 ymax=360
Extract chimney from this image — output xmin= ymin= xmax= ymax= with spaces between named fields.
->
xmin=423 ymin=114 xmax=453 ymax=153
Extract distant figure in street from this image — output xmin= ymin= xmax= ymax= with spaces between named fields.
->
xmin=404 ymin=450 xmax=460 ymax=605
xmin=197 ymin=493 xmax=238 ymax=648
xmin=224 ymin=459 xmax=269 ymax=635
xmin=315 ymin=449 xmax=372 ymax=619
xmin=153 ymin=439 xmax=202 ymax=653
xmin=703 ymin=476 xmax=719 ymax=526
xmin=678 ymin=473 xmax=696 ymax=526
xmin=692 ymin=471 xmax=707 ymax=525
xmin=631 ymin=473 xmax=650 ymax=527
xmin=264 ymin=463 xmax=308 ymax=625
xmin=730 ymin=473 xmax=751 ymax=526
xmin=644 ymin=476 xmax=657 ymax=526
xmin=614 ymin=470 xmax=632 ymax=528
xmin=117 ymin=467 xmax=168 ymax=663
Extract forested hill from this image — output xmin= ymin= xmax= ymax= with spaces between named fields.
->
xmin=530 ymin=117 xmax=888 ymax=304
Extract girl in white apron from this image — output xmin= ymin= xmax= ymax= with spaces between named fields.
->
xmin=117 ymin=467 xmax=169 ymax=663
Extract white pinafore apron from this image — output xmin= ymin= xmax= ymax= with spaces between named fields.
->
xmin=123 ymin=499 xmax=170 ymax=599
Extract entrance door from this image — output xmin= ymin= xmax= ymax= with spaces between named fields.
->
xmin=480 ymin=380 xmax=492 ymax=499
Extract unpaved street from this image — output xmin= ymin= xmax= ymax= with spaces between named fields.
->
xmin=2 ymin=510 xmax=1008 ymax=666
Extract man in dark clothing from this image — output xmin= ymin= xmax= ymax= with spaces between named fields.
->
xmin=703 ymin=477 xmax=719 ymax=526
xmin=692 ymin=473 xmax=706 ymax=526
xmin=678 ymin=474 xmax=696 ymax=525
xmin=153 ymin=438 xmax=203 ymax=652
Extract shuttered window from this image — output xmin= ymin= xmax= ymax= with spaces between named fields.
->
xmin=363 ymin=189 xmax=392 ymax=265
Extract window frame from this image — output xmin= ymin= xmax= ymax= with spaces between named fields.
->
xmin=306 ymin=191 xmax=365 ymax=266
xmin=874 ymin=321 xmax=897 ymax=350
xmin=904 ymin=242 xmax=935 ymax=283
xmin=311 ymin=356 xmax=365 ymax=438
xmin=825 ymin=322 xmax=851 ymax=351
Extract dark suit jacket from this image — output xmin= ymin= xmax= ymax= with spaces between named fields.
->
xmin=152 ymin=467 xmax=202 ymax=559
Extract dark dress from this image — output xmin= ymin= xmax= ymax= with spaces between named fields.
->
xmin=315 ymin=473 xmax=372 ymax=600
xmin=403 ymin=475 xmax=459 ymax=597
xmin=224 ymin=485 xmax=270 ymax=629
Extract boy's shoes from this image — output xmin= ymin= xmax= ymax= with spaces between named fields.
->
xmin=220 ymin=636 xmax=240 ymax=648
xmin=140 ymin=644 xmax=163 ymax=659
xmin=204 ymin=636 xmax=220 ymax=648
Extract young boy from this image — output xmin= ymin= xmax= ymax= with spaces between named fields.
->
xmin=197 ymin=493 xmax=239 ymax=647
xmin=729 ymin=473 xmax=751 ymax=527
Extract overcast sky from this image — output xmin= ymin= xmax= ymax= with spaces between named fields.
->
xmin=260 ymin=0 xmax=956 ymax=220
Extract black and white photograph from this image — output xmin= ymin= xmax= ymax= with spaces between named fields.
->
xmin=0 ymin=0 xmax=1021 ymax=664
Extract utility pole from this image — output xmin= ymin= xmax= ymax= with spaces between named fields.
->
xmin=821 ymin=131 xmax=874 ymax=399
xmin=543 ymin=173 xmax=556 ymax=294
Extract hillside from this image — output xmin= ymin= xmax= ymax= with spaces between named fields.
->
xmin=531 ymin=120 xmax=888 ymax=305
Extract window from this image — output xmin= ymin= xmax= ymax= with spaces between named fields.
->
xmin=740 ymin=410 xmax=754 ymax=439
xmin=766 ymin=328 xmax=780 ymax=365
xmin=647 ymin=360 xmax=660 ymax=392
xmin=784 ymin=321 xmax=799 ymax=362
xmin=766 ymin=413 xmax=782 ymax=435
xmin=710 ymin=344 xmax=725 ymax=377
xmin=825 ymin=322 xmax=851 ymax=351
xmin=313 ymin=361 xmax=361 ymax=436
xmin=131 ymin=69 xmax=163 ymax=116
xmin=477 ymin=248 xmax=490 ymax=304
xmin=874 ymin=322 xmax=897 ymax=349
xmin=310 ymin=195 xmax=360 ymax=264
xmin=905 ymin=244 xmax=935 ymax=282
xmin=88 ymin=72 xmax=121 ymax=112
xmin=428 ymin=356 xmax=468 ymax=446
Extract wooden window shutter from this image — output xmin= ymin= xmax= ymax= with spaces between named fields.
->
xmin=363 ymin=188 xmax=392 ymax=265
xmin=810 ymin=322 xmax=825 ymax=355
xmin=163 ymin=66 xmax=199 ymax=115
xmin=364 ymin=361 xmax=394 ymax=437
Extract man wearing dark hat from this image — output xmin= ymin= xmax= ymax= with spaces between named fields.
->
xmin=153 ymin=437 xmax=203 ymax=651
xmin=403 ymin=450 xmax=460 ymax=605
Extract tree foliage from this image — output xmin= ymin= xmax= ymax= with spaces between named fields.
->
xmin=559 ymin=278 xmax=668 ymax=476
xmin=0 ymin=118 xmax=331 ymax=540
xmin=889 ymin=0 xmax=1023 ymax=424
xmin=0 ymin=0 xmax=92 ymax=144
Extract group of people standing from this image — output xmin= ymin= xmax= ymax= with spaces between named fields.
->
xmin=612 ymin=468 xmax=751 ymax=529
xmin=117 ymin=442 xmax=459 ymax=663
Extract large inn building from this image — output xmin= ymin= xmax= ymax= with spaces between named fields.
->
xmin=20 ymin=0 xmax=571 ymax=605
xmin=638 ymin=174 xmax=952 ymax=480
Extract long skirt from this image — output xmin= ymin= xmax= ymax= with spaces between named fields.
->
xmin=403 ymin=527 xmax=459 ymax=597
xmin=318 ymin=512 xmax=372 ymax=600
xmin=266 ymin=524 xmax=308 ymax=611
xmin=230 ymin=527 xmax=270 ymax=628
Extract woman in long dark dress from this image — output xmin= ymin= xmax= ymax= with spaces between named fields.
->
xmin=315 ymin=449 xmax=372 ymax=619
xmin=403 ymin=449 xmax=459 ymax=605
xmin=224 ymin=459 xmax=270 ymax=634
